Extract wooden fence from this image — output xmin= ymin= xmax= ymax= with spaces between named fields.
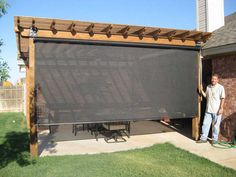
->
xmin=0 ymin=86 xmax=25 ymax=112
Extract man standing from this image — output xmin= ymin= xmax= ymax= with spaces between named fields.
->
xmin=197 ymin=74 xmax=225 ymax=144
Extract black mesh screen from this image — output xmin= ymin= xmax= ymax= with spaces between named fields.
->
xmin=35 ymin=40 xmax=198 ymax=125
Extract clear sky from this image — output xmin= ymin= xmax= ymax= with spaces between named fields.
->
xmin=0 ymin=0 xmax=236 ymax=84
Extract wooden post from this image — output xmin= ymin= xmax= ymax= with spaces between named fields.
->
xmin=192 ymin=52 xmax=201 ymax=140
xmin=28 ymin=38 xmax=38 ymax=156
xmin=26 ymin=68 xmax=30 ymax=129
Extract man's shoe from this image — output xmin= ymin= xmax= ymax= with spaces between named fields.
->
xmin=212 ymin=140 xmax=218 ymax=145
xmin=196 ymin=140 xmax=207 ymax=143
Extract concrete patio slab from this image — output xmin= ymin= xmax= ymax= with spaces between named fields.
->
xmin=38 ymin=121 xmax=236 ymax=170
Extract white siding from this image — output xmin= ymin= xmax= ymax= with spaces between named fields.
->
xmin=196 ymin=0 xmax=224 ymax=32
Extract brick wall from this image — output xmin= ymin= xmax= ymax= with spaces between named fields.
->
xmin=211 ymin=53 xmax=236 ymax=141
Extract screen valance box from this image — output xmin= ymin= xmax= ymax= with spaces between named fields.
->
xmin=35 ymin=39 xmax=198 ymax=125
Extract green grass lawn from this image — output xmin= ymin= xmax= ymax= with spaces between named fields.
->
xmin=0 ymin=113 xmax=236 ymax=177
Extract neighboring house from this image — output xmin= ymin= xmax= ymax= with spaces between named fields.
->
xmin=202 ymin=12 xmax=236 ymax=142
xmin=1 ymin=81 xmax=13 ymax=87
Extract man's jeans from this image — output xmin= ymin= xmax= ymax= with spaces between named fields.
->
xmin=200 ymin=112 xmax=222 ymax=141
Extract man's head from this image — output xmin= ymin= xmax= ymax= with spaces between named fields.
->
xmin=211 ymin=74 xmax=219 ymax=86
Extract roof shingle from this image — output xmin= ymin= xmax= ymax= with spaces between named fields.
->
xmin=203 ymin=12 xmax=236 ymax=49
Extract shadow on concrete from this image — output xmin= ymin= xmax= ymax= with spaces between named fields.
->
xmin=38 ymin=119 xmax=196 ymax=156
xmin=38 ymin=120 xmax=174 ymax=142
xmin=161 ymin=118 xmax=193 ymax=139
xmin=38 ymin=127 xmax=58 ymax=155
xmin=38 ymin=138 xmax=58 ymax=156
xmin=38 ymin=118 xmax=195 ymax=143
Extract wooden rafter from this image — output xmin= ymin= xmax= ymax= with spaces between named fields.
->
xmin=174 ymin=31 xmax=190 ymax=42
xmin=50 ymin=20 xmax=57 ymax=34
xmin=32 ymin=19 xmax=35 ymax=27
xmin=174 ymin=31 xmax=190 ymax=38
xmin=146 ymin=29 xmax=161 ymax=40
xmin=132 ymin=27 xmax=145 ymax=39
xmin=117 ymin=26 xmax=130 ymax=38
xmin=101 ymin=24 xmax=113 ymax=37
xmin=201 ymin=33 xmax=212 ymax=42
xmin=86 ymin=23 xmax=94 ymax=37
xmin=161 ymin=30 xmax=176 ymax=41
xmin=15 ymin=17 xmax=21 ymax=32
xmin=188 ymin=32 xmax=203 ymax=40
xmin=29 ymin=19 xmax=38 ymax=36
xmin=67 ymin=22 xmax=76 ymax=35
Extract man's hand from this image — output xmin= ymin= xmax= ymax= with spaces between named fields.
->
xmin=217 ymin=108 xmax=223 ymax=115
xmin=199 ymin=85 xmax=206 ymax=98
xmin=218 ymin=98 xmax=225 ymax=115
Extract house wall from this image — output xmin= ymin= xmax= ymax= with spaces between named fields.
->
xmin=211 ymin=53 xmax=236 ymax=141
xmin=196 ymin=0 xmax=224 ymax=32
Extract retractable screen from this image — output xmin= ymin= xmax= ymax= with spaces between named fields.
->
xmin=35 ymin=40 xmax=198 ymax=125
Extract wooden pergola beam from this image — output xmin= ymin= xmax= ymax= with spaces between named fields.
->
xmin=20 ymin=29 xmax=196 ymax=47
xmin=101 ymin=24 xmax=113 ymax=38
xmin=14 ymin=16 xmax=212 ymax=43
xmin=117 ymin=26 xmax=130 ymax=38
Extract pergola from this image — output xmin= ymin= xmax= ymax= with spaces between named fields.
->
xmin=14 ymin=16 xmax=211 ymax=156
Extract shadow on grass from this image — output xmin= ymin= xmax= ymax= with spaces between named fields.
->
xmin=0 ymin=131 xmax=36 ymax=169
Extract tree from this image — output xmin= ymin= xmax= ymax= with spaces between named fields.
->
xmin=0 ymin=57 xmax=10 ymax=83
xmin=0 ymin=0 xmax=10 ymax=85
xmin=0 ymin=0 xmax=9 ymax=17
